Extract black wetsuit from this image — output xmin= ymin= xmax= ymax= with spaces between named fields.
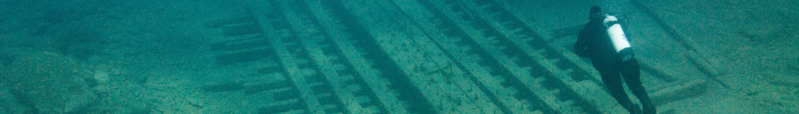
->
xmin=574 ymin=6 xmax=656 ymax=114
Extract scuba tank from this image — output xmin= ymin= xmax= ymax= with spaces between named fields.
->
xmin=603 ymin=15 xmax=635 ymax=61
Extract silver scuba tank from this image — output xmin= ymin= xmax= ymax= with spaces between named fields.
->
xmin=603 ymin=15 xmax=634 ymax=61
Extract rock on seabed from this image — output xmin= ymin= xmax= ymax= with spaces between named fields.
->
xmin=7 ymin=51 xmax=97 ymax=114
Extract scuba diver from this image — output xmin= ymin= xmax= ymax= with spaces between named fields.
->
xmin=574 ymin=6 xmax=656 ymax=114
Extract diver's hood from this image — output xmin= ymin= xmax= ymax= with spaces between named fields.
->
xmin=589 ymin=6 xmax=605 ymax=21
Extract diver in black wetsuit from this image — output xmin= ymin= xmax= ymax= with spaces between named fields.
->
xmin=574 ymin=6 xmax=656 ymax=114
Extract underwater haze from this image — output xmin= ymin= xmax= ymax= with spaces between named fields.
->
xmin=1 ymin=0 xmax=797 ymax=113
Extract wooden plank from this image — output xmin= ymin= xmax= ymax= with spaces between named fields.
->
xmin=649 ymin=79 xmax=707 ymax=105
xmin=302 ymin=0 xmax=410 ymax=113
xmin=416 ymin=0 xmax=585 ymax=113
xmin=280 ymin=3 xmax=371 ymax=112
xmin=247 ymin=0 xmax=325 ymax=113
xmin=340 ymin=0 xmax=502 ymax=113
xmin=390 ymin=0 xmax=542 ymax=113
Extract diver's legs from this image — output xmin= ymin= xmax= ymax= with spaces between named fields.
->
xmin=594 ymin=62 xmax=641 ymax=114
xmin=620 ymin=59 xmax=656 ymax=114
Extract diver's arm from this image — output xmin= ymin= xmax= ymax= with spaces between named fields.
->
xmin=574 ymin=28 xmax=591 ymax=58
